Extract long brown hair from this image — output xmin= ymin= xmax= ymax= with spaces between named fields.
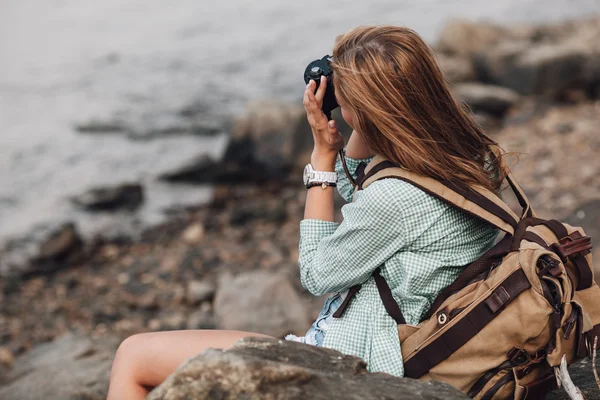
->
xmin=331 ymin=26 xmax=505 ymax=193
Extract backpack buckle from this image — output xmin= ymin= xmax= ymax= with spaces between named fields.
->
xmin=507 ymin=347 xmax=530 ymax=366
xmin=551 ymin=233 xmax=592 ymax=262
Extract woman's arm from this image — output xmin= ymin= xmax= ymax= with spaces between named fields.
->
xmin=300 ymin=77 xmax=405 ymax=295
xmin=299 ymin=180 xmax=406 ymax=295
xmin=302 ymin=76 xmax=344 ymax=223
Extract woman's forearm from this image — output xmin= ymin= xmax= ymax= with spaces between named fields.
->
xmin=303 ymin=154 xmax=337 ymax=222
xmin=345 ymin=130 xmax=375 ymax=159
xmin=303 ymin=130 xmax=374 ymax=222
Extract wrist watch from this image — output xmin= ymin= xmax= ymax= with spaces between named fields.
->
xmin=303 ymin=163 xmax=338 ymax=189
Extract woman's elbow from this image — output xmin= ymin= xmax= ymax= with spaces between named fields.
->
xmin=299 ymin=268 xmax=329 ymax=296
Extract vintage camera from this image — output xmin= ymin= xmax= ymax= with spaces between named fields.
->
xmin=303 ymin=55 xmax=339 ymax=119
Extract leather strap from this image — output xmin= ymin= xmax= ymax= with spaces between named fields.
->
xmin=488 ymin=144 xmax=535 ymax=220
xmin=511 ymin=218 xmax=593 ymax=290
xmin=356 ymin=160 xmax=398 ymax=190
xmin=373 ymin=268 xmax=406 ymax=324
xmin=423 ymin=235 xmax=512 ymax=320
xmin=332 ymin=285 xmax=361 ymax=318
xmin=505 ymin=170 xmax=534 ymax=219
xmin=522 ymin=373 xmax=557 ymax=399
xmin=355 ymin=155 xmax=520 ymax=234
xmin=404 ymin=268 xmax=531 ymax=378
xmin=522 ymin=232 xmax=548 ymax=248
xmin=511 ymin=218 xmax=566 ymax=251
xmin=573 ymin=254 xmax=593 ymax=290
xmin=338 ymin=148 xmax=356 ymax=186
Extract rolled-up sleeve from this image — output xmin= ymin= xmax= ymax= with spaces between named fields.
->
xmin=335 ymin=149 xmax=374 ymax=202
xmin=298 ymin=180 xmax=406 ymax=296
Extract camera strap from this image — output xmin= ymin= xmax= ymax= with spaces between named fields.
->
xmin=338 ymin=149 xmax=357 ymax=186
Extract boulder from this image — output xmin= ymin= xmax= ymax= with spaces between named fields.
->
xmin=454 ymin=82 xmax=520 ymax=116
xmin=159 ymin=100 xmax=352 ymax=184
xmin=435 ymin=19 xmax=507 ymax=57
xmin=0 ymin=222 xmax=84 ymax=278
xmin=563 ymin=199 xmax=600 ymax=283
xmin=71 ymin=183 xmax=144 ymax=211
xmin=436 ymin=54 xmax=476 ymax=83
xmin=146 ymin=337 xmax=468 ymax=400
xmin=158 ymin=154 xmax=269 ymax=183
xmin=563 ymin=199 xmax=600 ymax=245
xmin=32 ymin=222 xmax=82 ymax=263
xmin=213 ymin=271 xmax=310 ymax=338
xmin=477 ymin=41 xmax=588 ymax=97
xmin=471 ymin=17 xmax=600 ymax=98
xmin=0 ymin=333 xmax=117 ymax=400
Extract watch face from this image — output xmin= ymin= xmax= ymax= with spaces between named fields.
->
xmin=303 ymin=164 xmax=310 ymax=186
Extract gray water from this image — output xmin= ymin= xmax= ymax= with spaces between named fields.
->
xmin=1 ymin=0 xmax=600 ymax=244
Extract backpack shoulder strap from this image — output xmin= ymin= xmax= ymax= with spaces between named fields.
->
xmin=355 ymin=155 xmax=519 ymax=235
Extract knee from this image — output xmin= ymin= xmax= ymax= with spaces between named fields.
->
xmin=111 ymin=333 xmax=153 ymax=378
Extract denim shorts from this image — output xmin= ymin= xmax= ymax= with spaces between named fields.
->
xmin=285 ymin=291 xmax=347 ymax=346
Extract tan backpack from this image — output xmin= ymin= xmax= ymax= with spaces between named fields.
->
xmin=337 ymin=152 xmax=599 ymax=399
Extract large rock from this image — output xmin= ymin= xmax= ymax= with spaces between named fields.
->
xmin=213 ymin=271 xmax=310 ymax=338
xmin=563 ymin=199 xmax=600 ymax=283
xmin=160 ymin=101 xmax=308 ymax=184
xmin=454 ymin=82 xmax=520 ymax=116
xmin=0 ymin=333 xmax=117 ymax=400
xmin=477 ymin=41 xmax=589 ymax=97
xmin=436 ymin=54 xmax=476 ymax=83
xmin=159 ymin=101 xmax=352 ymax=184
xmin=472 ymin=17 xmax=600 ymax=98
xmin=435 ymin=18 xmax=600 ymax=99
xmin=435 ymin=20 xmax=507 ymax=57
xmin=228 ymin=101 xmax=352 ymax=175
xmin=0 ymin=222 xmax=84 ymax=278
xmin=71 ymin=183 xmax=144 ymax=211
xmin=146 ymin=337 xmax=468 ymax=400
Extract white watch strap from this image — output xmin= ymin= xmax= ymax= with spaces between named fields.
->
xmin=309 ymin=170 xmax=338 ymax=184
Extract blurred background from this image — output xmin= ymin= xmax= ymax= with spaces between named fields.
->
xmin=1 ymin=1 xmax=599 ymax=399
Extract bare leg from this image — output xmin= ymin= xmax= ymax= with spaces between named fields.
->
xmin=107 ymin=330 xmax=272 ymax=400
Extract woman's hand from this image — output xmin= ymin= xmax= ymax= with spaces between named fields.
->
xmin=303 ymin=77 xmax=344 ymax=170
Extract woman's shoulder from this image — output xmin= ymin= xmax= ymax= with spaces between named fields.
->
xmin=357 ymin=177 xmax=448 ymax=212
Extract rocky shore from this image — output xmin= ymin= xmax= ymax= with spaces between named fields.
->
xmin=1 ymin=16 xmax=600 ymax=400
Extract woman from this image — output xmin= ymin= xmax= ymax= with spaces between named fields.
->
xmin=107 ymin=25 xmax=504 ymax=399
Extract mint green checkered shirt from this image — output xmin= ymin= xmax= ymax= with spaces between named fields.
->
xmin=298 ymin=150 xmax=499 ymax=377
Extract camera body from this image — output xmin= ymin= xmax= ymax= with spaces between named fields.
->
xmin=303 ymin=55 xmax=339 ymax=119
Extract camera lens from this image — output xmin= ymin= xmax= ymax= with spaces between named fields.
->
xmin=310 ymin=67 xmax=323 ymax=78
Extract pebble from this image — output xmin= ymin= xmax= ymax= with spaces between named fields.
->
xmin=117 ymin=273 xmax=130 ymax=285
xmin=182 ymin=223 xmax=205 ymax=244
xmin=0 ymin=347 xmax=14 ymax=367
xmin=186 ymin=280 xmax=215 ymax=305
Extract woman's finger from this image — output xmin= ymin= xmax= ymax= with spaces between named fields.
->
xmin=327 ymin=119 xmax=337 ymax=133
xmin=327 ymin=120 xmax=340 ymax=144
xmin=303 ymin=82 xmax=312 ymax=109
xmin=314 ymin=76 xmax=327 ymax=103
xmin=304 ymin=82 xmax=319 ymax=112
